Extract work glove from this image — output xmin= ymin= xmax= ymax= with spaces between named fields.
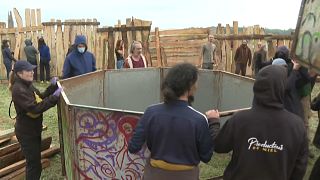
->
xmin=53 ymin=87 xmax=63 ymax=97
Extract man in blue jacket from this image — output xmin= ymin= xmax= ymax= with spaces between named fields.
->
xmin=62 ymin=35 xmax=96 ymax=79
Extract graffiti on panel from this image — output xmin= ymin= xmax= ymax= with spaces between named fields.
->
xmin=294 ymin=0 xmax=320 ymax=71
xmin=74 ymin=109 xmax=149 ymax=179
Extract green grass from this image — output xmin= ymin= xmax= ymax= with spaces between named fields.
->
xmin=0 ymin=82 xmax=319 ymax=179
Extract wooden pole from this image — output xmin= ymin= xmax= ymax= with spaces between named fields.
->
xmin=155 ymin=27 xmax=162 ymax=67
xmin=225 ymin=24 xmax=232 ymax=72
xmin=231 ymin=21 xmax=239 ymax=73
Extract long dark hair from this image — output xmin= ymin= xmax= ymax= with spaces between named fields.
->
xmin=1 ymin=40 xmax=9 ymax=50
xmin=38 ymin=37 xmax=46 ymax=50
xmin=161 ymin=63 xmax=198 ymax=104
xmin=115 ymin=40 xmax=123 ymax=51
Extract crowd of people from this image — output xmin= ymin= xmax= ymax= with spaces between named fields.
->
xmin=1 ymin=34 xmax=320 ymax=180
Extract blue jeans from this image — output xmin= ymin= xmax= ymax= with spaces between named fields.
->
xmin=4 ymin=60 xmax=12 ymax=80
xmin=117 ymin=60 xmax=124 ymax=69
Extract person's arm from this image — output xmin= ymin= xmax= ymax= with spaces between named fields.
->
xmin=311 ymin=94 xmax=320 ymax=111
xmin=92 ymin=54 xmax=97 ymax=71
xmin=128 ymin=110 xmax=149 ymax=153
xmin=38 ymin=84 xmax=58 ymax=99
xmin=234 ymin=48 xmax=240 ymax=62
xmin=46 ymin=46 xmax=51 ymax=60
xmin=123 ymin=58 xmax=130 ymax=68
xmin=62 ymin=57 xmax=71 ymax=79
xmin=289 ymin=130 xmax=308 ymax=180
xmin=214 ymin=117 xmax=235 ymax=153
xmin=248 ymin=49 xmax=252 ymax=66
xmin=5 ymin=48 xmax=16 ymax=61
xmin=196 ymin=119 xmax=215 ymax=163
xmin=198 ymin=46 xmax=204 ymax=68
xmin=13 ymin=87 xmax=58 ymax=115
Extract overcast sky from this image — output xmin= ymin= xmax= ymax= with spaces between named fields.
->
xmin=1 ymin=0 xmax=302 ymax=30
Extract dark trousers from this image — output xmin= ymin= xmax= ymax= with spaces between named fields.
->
xmin=16 ymin=135 xmax=42 ymax=180
xmin=40 ymin=61 xmax=50 ymax=81
xmin=202 ymin=63 xmax=213 ymax=70
xmin=235 ymin=63 xmax=247 ymax=76
xmin=310 ymin=156 xmax=320 ymax=180
xmin=4 ymin=60 xmax=12 ymax=80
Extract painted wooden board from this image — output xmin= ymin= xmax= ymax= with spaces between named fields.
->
xmin=292 ymin=0 xmax=320 ymax=72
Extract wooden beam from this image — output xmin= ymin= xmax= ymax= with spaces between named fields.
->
xmin=214 ymin=34 xmax=293 ymax=40
xmin=0 ymin=126 xmax=47 ymax=141
xmin=0 ymin=143 xmax=20 ymax=157
xmin=155 ymin=27 xmax=161 ymax=67
xmin=97 ymin=26 xmax=151 ymax=33
xmin=1 ymin=159 xmax=50 ymax=179
xmin=42 ymin=21 xmax=100 ymax=26
xmin=0 ymin=138 xmax=10 ymax=146
xmin=0 ymin=137 xmax=52 ymax=169
xmin=107 ymin=27 xmax=115 ymax=69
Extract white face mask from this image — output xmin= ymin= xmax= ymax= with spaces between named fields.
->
xmin=78 ymin=47 xmax=85 ymax=53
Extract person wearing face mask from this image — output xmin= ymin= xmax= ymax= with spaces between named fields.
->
xmin=9 ymin=60 xmax=62 ymax=180
xmin=62 ymin=35 xmax=96 ymax=79
xmin=128 ymin=63 xmax=220 ymax=180
xmin=124 ymin=41 xmax=147 ymax=68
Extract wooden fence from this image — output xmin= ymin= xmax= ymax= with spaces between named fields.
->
xmin=0 ymin=8 xmax=294 ymax=79
xmin=149 ymin=22 xmax=293 ymax=76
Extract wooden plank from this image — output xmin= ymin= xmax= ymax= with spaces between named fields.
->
xmin=97 ymin=26 xmax=150 ymax=33
xmin=50 ymin=19 xmax=57 ymax=76
xmin=155 ymin=27 xmax=161 ymax=67
xmin=0 ymin=137 xmax=52 ymax=169
xmin=126 ymin=18 xmax=133 ymax=56
xmin=231 ymin=21 xmax=239 ymax=73
xmin=121 ymin=25 xmax=129 ymax=58
xmin=225 ymin=24 xmax=232 ymax=72
xmin=1 ymin=159 xmax=50 ymax=180
xmin=8 ymin=11 xmax=14 ymax=28
xmin=149 ymin=39 xmax=206 ymax=48
xmin=42 ymin=21 xmax=100 ymax=26
xmin=214 ymin=34 xmax=293 ymax=40
xmin=36 ymin=9 xmax=42 ymax=27
xmin=13 ymin=8 xmax=23 ymax=28
xmin=113 ymin=21 xmax=121 ymax=68
xmin=86 ymin=19 xmax=93 ymax=52
xmin=0 ymin=126 xmax=47 ymax=144
xmin=0 ymin=26 xmax=44 ymax=35
xmin=63 ymin=23 xmax=71 ymax=57
xmin=141 ymin=20 xmax=152 ymax=67
xmin=150 ymin=28 xmax=208 ymax=36
xmin=31 ymin=9 xmax=36 ymax=27
xmin=92 ymin=19 xmax=98 ymax=63
xmin=80 ymin=19 xmax=86 ymax=35
xmin=133 ymin=19 xmax=142 ymax=41
xmin=107 ymin=27 xmax=115 ymax=69
xmin=56 ymin=20 xmax=64 ymax=77
xmin=150 ymin=34 xmax=208 ymax=42
xmin=0 ymin=146 xmax=57 ymax=178
xmin=13 ymin=34 xmax=22 ymax=59
xmin=0 ymin=143 xmax=20 ymax=157
xmin=25 ymin=9 xmax=31 ymax=28
xmin=0 ymin=138 xmax=11 ymax=147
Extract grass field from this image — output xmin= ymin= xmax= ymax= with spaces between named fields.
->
xmin=0 ymin=82 xmax=319 ymax=180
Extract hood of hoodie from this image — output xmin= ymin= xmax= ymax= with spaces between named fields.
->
xmin=74 ymin=35 xmax=88 ymax=53
xmin=24 ymin=39 xmax=32 ymax=46
xmin=253 ymin=65 xmax=287 ymax=109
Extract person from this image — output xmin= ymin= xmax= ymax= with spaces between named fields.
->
xmin=234 ymin=40 xmax=252 ymax=76
xmin=309 ymin=92 xmax=320 ymax=180
xmin=198 ymin=34 xmax=217 ymax=69
xmin=1 ymin=40 xmax=16 ymax=79
xmin=115 ymin=40 xmax=125 ymax=69
xmin=128 ymin=63 xmax=220 ymax=180
xmin=214 ymin=65 xmax=308 ymax=180
xmin=9 ymin=60 xmax=62 ymax=180
xmin=124 ymin=41 xmax=147 ymax=68
xmin=62 ymin=35 xmax=96 ymax=79
xmin=24 ymin=39 xmax=39 ymax=81
xmin=38 ymin=38 xmax=51 ymax=83
xmin=252 ymin=42 xmax=267 ymax=76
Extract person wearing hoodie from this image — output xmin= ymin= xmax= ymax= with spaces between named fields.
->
xmin=309 ymin=92 xmax=320 ymax=180
xmin=9 ymin=60 xmax=62 ymax=180
xmin=234 ymin=40 xmax=252 ymax=76
xmin=24 ymin=39 xmax=39 ymax=81
xmin=214 ymin=65 xmax=308 ymax=180
xmin=128 ymin=63 xmax=220 ymax=180
xmin=62 ymin=35 xmax=96 ymax=79
xmin=1 ymin=40 xmax=16 ymax=79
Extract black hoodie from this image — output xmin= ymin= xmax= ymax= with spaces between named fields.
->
xmin=214 ymin=65 xmax=308 ymax=180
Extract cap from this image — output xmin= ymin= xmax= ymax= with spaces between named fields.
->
xmin=272 ymin=58 xmax=287 ymax=66
xmin=13 ymin=60 xmax=36 ymax=72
